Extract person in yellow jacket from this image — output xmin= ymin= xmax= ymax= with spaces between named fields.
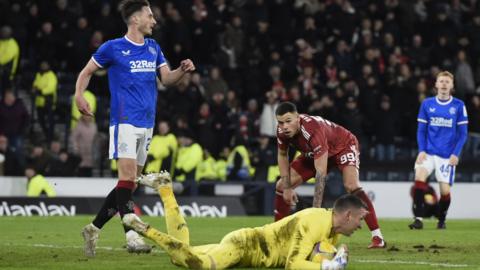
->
xmin=32 ymin=61 xmax=57 ymax=142
xmin=226 ymin=138 xmax=254 ymax=181
xmin=0 ymin=26 xmax=19 ymax=90
xmin=174 ymin=130 xmax=202 ymax=182
xmin=145 ymin=120 xmax=177 ymax=174
xmin=25 ymin=167 xmax=56 ymax=197
xmin=126 ymin=172 xmax=367 ymax=270
xmin=195 ymin=149 xmax=219 ymax=181
xmin=71 ymin=90 xmax=96 ymax=129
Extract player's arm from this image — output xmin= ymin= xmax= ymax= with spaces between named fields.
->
xmin=159 ymin=59 xmax=195 ymax=86
xmin=450 ymin=104 xmax=469 ymax=165
xmin=74 ymin=59 xmax=99 ymax=116
xmin=312 ymin=152 xmax=328 ymax=208
xmin=278 ymin=143 xmax=298 ymax=205
xmin=416 ymin=102 xmax=428 ymax=163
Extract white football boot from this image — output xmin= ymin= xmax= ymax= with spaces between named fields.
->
xmin=136 ymin=171 xmax=172 ymax=189
xmin=123 ymin=213 xmax=152 ymax=253
xmin=81 ymin=223 xmax=100 ymax=257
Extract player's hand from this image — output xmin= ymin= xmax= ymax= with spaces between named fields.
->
xmin=415 ymin=151 xmax=427 ymax=164
xmin=333 ymin=244 xmax=348 ymax=269
xmin=75 ymin=94 xmax=94 ymax=117
xmin=283 ymin=188 xmax=298 ymax=206
xmin=448 ymin=155 xmax=459 ymax=166
xmin=180 ymin=59 xmax=195 ymax=72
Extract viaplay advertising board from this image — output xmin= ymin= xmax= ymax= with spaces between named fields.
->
xmin=0 ymin=196 xmax=245 ymax=217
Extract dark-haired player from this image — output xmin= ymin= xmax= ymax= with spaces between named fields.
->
xmin=274 ymin=101 xmax=385 ymax=248
xmin=124 ymin=172 xmax=366 ymax=270
xmin=75 ymin=0 xmax=195 ymax=256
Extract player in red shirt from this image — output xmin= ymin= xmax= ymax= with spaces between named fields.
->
xmin=274 ymin=102 xmax=386 ymax=248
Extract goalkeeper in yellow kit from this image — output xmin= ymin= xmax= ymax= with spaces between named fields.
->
xmin=123 ymin=172 xmax=368 ymax=270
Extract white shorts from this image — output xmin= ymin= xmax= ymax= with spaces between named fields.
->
xmin=109 ymin=124 xmax=153 ymax=166
xmin=414 ymin=154 xmax=456 ymax=185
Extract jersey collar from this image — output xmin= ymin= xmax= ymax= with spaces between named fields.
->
xmin=435 ymin=96 xmax=453 ymax=105
xmin=124 ymin=35 xmax=145 ymax=46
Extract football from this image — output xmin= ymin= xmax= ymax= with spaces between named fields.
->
xmin=309 ymin=241 xmax=337 ymax=263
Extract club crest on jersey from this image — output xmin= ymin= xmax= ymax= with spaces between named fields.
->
xmin=149 ymin=46 xmax=156 ymax=55
xmin=449 ymin=107 xmax=456 ymax=115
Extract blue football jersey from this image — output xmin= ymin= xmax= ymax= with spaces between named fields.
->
xmin=417 ymin=97 xmax=469 ymax=158
xmin=92 ymin=36 xmax=167 ymax=128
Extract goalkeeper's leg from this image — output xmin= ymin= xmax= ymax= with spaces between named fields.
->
xmin=158 ymin=174 xmax=190 ymax=244
xmin=124 ymin=214 xmax=241 ymax=269
xmin=137 ymin=172 xmax=190 ymax=243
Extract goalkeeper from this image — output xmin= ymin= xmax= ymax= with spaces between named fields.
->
xmin=123 ymin=172 xmax=368 ymax=270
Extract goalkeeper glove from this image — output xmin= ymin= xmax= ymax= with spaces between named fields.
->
xmin=321 ymin=244 xmax=348 ymax=270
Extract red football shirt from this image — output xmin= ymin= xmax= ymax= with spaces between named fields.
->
xmin=277 ymin=114 xmax=354 ymax=159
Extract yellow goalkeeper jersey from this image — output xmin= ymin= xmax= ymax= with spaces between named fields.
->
xmin=237 ymin=208 xmax=340 ymax=269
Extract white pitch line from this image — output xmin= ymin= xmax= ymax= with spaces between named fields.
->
xmin=1 ymin=243 xmax=165 ymax=254
xmin=2 ymin=243 xmax=475 ymax=268
xmin=354 ymin=259 xmax=470 ymax=268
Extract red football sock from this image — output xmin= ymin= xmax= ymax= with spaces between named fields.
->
xmin=274 ymin=191 xmax=290 ymax=221
xmin=353 ymin=188 xmax=380 ymax=231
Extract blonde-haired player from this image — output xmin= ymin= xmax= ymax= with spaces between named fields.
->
xmin=125 ymin=172 xmax=368 ymax=270
xmin=410 ymin=71 xmax=468 ymax=229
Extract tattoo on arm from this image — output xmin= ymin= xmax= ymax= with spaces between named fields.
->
xmin=312 ymin=171 xmax=326 ymax=208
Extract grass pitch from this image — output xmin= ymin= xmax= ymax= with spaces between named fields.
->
xmin=0 ymin=216 xmax=479 ymax=270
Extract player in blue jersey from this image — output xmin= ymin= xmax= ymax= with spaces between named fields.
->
xmin=409 ymin=71 xmax=468 ymax=230
xmin=74 ymin=0 xmax=195 ymax=257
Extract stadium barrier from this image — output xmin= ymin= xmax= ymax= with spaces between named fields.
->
xmin=0 ymin=196 xmax=245 ymax=217
xmin=1 ymin=177 xmax=479 ymax=218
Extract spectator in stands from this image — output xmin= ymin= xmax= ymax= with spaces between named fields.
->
xmin=0 ymin=89 xmax=29 ymax=153
xmin=70 ymin=115 xmax=97 ymax=177
xmin=374 ymin=95 xmax=397 ymax=161
xmin=0 ymin=135 xmax=23 ymax=176
xmin=27 ymin=144 xmax=51 ymax=176
xmin=204 ymin=67 xmax=229 ymax=100
xmin=32 ymin=60 xmax=58 ymax=143
xmin=454 ymin=50 xmax=475 ymax=100
xmin=338 ymin=96 xmax=369 ymax=158
xmin=260 ymin=90 xmax=279 ymax=140
xmin=33 ymin=22 xmax=58 ymax=66
xmin=174 ymin=130 xmax=202 ymax=183
xmin=210 ymin=91 xmax=230 ymax=157
xmin=251 ymin=135 xmax=277 ymax=182
xmin=227 ymin=136 xmax=253 ymax=181
xmin=0 ymin=26 xmax=20 ymax=91
xmin=47 ymin=148 xmax=79 ymax=177
xmin=71 ymin=89 xmax=96 ymax=129
xmin=69 ymin=17 xmax=93 ymax=71
xmin=145 ymin=120 xmax=177 ymax=175
xmin=25 ymin=166 xmax=56 ymax=197
xmin=466 ymin=95 xmax=480 ymax=158
xmin=195 ymin=149 xmax=219 ymax=182
xmin=194 ymin=102 xmax=216 ymax=156
xmin=48 ymin=139 xmax=62 ymax=161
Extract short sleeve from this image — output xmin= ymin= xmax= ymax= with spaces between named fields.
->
xmin=309 ymin=128 xmax=328 ymax=159
xmin=156 ymin=43 xmax=167 ymax=68
xmin=92 ymin=41 xmax=114 ymax=68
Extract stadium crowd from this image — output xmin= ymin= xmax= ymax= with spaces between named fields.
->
xmin=0 ymin=0 xmax=480 ymax=181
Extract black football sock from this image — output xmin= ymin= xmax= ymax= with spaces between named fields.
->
xmin=92 ymin=188 xmax=118 ymax=229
